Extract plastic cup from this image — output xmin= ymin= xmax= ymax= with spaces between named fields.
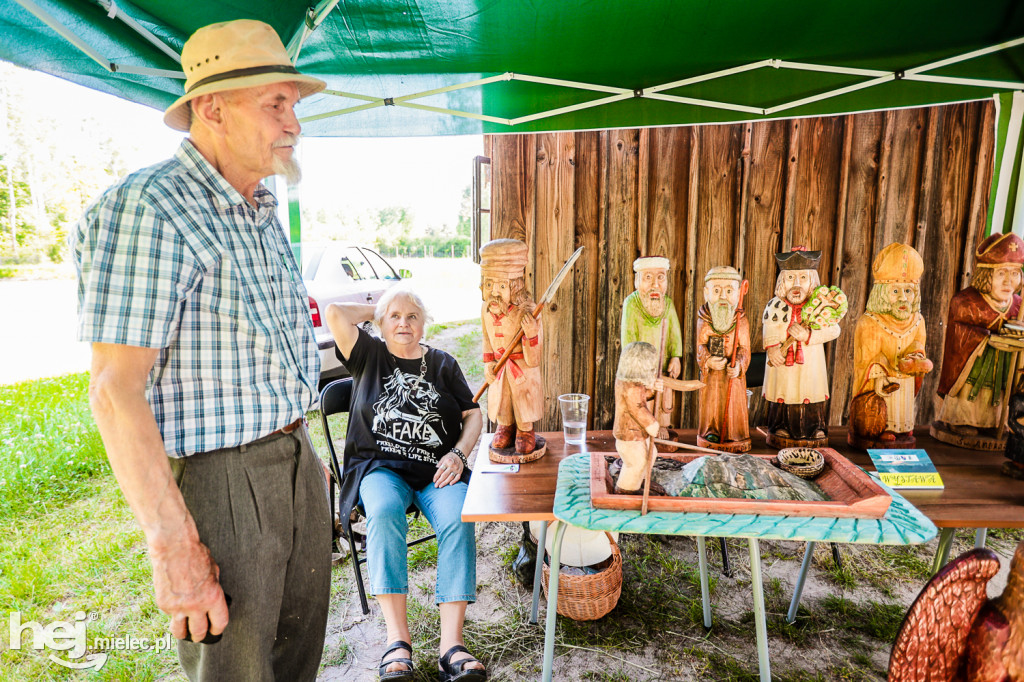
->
xmin=558 ymin=394 xmax=590 ymax=445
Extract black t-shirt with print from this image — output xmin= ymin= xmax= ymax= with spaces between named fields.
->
xmin=335 ymin=328 xmax=478 ymax=530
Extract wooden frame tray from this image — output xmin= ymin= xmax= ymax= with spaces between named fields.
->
xmin=591 ymin=448 xmax=892 ymax=519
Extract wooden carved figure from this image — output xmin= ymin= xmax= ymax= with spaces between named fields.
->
xmin=480 ymin=238 xmax=546 ymax=462
xmin=762 ymin=247 xmax=847 ymax=449
xmin=932 ymin=233 xmax=1024 ymax=451
xmin=889 ymin=541 xmax=1024 ymax=682
xmin=849 ymin=243 xmax=933 ymax=449
xmin=696 ymin=265 xmax=752 ymax=452
xmin=621 ymin=256 xmax=683 ymax=437
xmin=613 ymin=342 xmax=662 ymax=493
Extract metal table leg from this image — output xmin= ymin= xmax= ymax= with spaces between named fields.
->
xmin=786 ymin=541 xmax=815 ymax=624
xmin=931 ymin=527 xmax=956 ymax=575
xmin=696 ymin=536 xmax=712 ymax=628
xmin=719 ymin=536 xmax=732 ymax=577
xmin=749 ymin=538 xmax=771 ymax=682
xmin=974 ymin=527 xmax=988 ymax=549
xmin=530 ymin=521 xmax=548 ymax=625
xmin=541 ymin=521 xmax=566 ymax=682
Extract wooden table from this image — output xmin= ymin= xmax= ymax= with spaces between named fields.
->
xmin=463 ymin=426 xmax=1023 ymax=680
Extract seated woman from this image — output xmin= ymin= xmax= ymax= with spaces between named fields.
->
xmin=326 ymin=287 xmax=487 ymax=682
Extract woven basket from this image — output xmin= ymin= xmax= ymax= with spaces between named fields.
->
xmin=540 ymin=531 xmax=622 ymax=621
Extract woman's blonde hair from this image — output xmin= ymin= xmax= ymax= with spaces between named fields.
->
xmin=374 ymin=286 xmax=434 ymax=335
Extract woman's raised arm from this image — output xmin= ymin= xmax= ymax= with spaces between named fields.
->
xmin=325 ymin=302 xmax=376 ymax=360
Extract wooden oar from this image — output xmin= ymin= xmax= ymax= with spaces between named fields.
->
xmin=653 ymin=438 xmax=722 ymax=455
xmin=641 ymin=320 xmax=669 ymax=515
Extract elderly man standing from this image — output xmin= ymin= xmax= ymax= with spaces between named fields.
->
xmin=620 ymin=256 xmax=683 ymax=434
xmin=696 ymin=266 xmax=751 ymax=452
xmin=72 ymin=20 xmax=330 ymax=681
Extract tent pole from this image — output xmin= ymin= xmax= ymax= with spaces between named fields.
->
xmin=905 ymin=74 xmax=1024 ymax=90
xmin=647 ymin=59 xmax=773 ymax=93
xmin=14 ymin=0 xmax=112 ymax=71
xmin=93 ymin=0 xmax=181 ymax=63
xmin=907 ymin=35 xmax=1024 ymax=76
xmin=287 ymin=0 xmax=341 ymax=61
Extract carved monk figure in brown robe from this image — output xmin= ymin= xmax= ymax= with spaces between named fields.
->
xmin=480 ymin=239 xmax=543 ymax=456
xmin=850 ymin=243 xmax=933 ymax=449
xmin=613 ymin=341 xmax=662 ymax=493
xmin=696 ymin=265 xmax=751 ymax=452
xmin=932 ymin=233 xmax=1024 ymax=450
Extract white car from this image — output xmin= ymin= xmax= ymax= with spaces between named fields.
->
xmin=301 ymin=243 xmax=409 ymax=385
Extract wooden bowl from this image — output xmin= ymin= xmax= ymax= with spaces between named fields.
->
xmin=775 ymin=447 xmax=826 ymax=479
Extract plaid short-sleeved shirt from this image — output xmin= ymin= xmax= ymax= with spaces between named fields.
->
xmin=72 ymin=139 xmax=320 ymax=457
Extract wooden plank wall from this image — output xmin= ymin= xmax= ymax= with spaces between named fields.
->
xmin=486 ymin=100 xmax=995 ymax=431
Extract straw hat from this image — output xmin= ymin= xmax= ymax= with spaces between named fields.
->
xmin=163 ymin=19 xmax=327 ymax=131
xmin=479 ymin=239 xmax=529 ymax=279
xmin=872 ymin=243 xmax=923 ymax=283
xmin=529 ymin=521 xmax=618 ymax=567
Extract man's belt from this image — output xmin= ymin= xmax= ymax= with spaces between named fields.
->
xmin=267 ymin=418 xmax=304 ymax=439
xmin=495 ymin=349 xmax=525 ymax=380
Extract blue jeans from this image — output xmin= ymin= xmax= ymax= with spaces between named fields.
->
xmin=358 ymin=467 xmax=477 ymax=603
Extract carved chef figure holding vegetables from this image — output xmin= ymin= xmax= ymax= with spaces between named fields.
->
xmin=761 ymin=247 xmax=848 ymax=449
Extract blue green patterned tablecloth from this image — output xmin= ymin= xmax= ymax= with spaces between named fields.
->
xmin=553 ymin=454 xmax=937 ymax=545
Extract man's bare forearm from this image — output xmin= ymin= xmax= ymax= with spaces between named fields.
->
xmin=88 ymin=344 xmax=197 ymax=552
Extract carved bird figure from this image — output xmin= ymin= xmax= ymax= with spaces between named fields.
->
xmin=889 ymin=540 xmax=1024 ymax=681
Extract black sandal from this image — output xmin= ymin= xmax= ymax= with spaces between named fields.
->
xmin=378 ymin=640 xmax=414 ymax=681
xmin=439 ymin=644 xmax=487 ymax=682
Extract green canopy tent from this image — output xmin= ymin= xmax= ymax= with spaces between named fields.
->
xmin=4 ymin=0 xmax=1024 ymax=236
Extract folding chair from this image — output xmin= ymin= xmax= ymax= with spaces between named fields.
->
xmin=319 ymin=377 xmax=436 ymax=615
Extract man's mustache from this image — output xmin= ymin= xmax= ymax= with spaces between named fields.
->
xmin=273 ymin=134 xmax=300 ymax=148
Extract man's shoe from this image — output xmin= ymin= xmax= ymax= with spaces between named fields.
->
xmin=515 ymin=429 xmax=536 ymax=455
xmin=492 ymin=423 xmax=516 ymax=449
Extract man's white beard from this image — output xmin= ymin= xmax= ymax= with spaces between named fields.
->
xmin=272 ymin=156 xmax=302 ymax=185
xmin=709 ymin=301 xmax=736 ymax=332
xmin=640 ymin=291 xmax=665 ymax=317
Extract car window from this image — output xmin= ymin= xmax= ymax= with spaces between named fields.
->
xmin=342 ymin=247 xmax=377 ymax=281
xmin=301 ymin=245 xmax=324 ymax=280
xmin=361 ymin=248 xmax=400 ymax=280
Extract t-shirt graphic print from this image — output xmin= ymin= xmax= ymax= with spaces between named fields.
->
xmin=372 ymin=368 xmax=446 ymax=458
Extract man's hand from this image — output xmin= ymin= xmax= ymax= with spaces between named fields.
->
xmin=728 ymin=363 xmax=741 ymax=378
xmin=667 ymin=357 xmax=681 ymax=379
xmin=767 ymin=346 xmax=786 ymax=367
xmin=789 ymin=324 xmax=811 ymax=343
xmin=708 ymin=356 xmax=727 ymax=371
xmin=484 ymin=361 xmax=498 ymax=383
xmin=151 ymin=535 xmax=228 ymax=642
xmin=653 ymin=377 xmax=665 ymax=393
xmin=521 ymin=311 xmax=540 ymax=339
xmin=645 ymin=421 xmax=660 ymax=438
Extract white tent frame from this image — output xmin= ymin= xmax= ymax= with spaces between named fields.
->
xmin=13 ymin=0 xmax=1024 ymax=127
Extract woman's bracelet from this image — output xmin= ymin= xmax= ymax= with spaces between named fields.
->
xmin=449 ymin=447 xmax=468 ymax=468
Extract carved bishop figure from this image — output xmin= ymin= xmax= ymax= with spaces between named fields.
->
xmin=849 ymin=243 xmax=933 ymax=449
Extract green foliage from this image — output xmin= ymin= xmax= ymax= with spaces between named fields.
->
xmin=0 ymin=373 xmax=108 ymax=522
